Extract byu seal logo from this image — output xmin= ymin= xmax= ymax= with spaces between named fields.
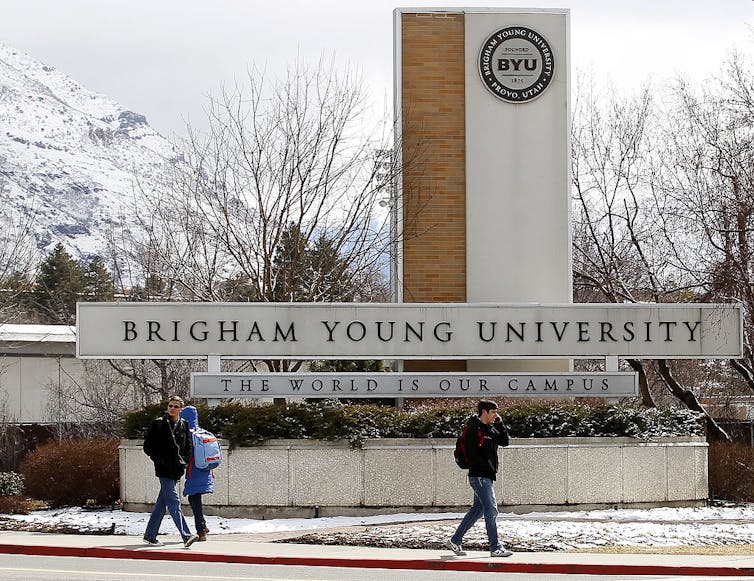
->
xmin=479 ymin=26 xmax=554 ymax=103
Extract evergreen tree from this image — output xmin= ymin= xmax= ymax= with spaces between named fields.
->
xmin=308 ymin=359 xmax=384 ymax=372
xmin=307 ymin=234 xmax=356 ymax=302
xmin=271 ymin=223 xmax=308 ymax=301
xmin=270 ymin=224 xmax=357 ymax=302
xmin=0 ymin=271 xmax=35 ymax=322
xmin=32 ymin=243 xmax=85 ymax=324
xmin=82 ymin=257 xmax=115 ymax=301
xmin=127 ymin=273 xmax=166 ymax=302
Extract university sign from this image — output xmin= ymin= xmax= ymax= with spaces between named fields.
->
xmin=478 ymin=25 xmax=555 ymax=103
xmin=191 ymin=372 xmax=638 ymax=398
xmin=76 ymin=302 xmax=743 ymax=359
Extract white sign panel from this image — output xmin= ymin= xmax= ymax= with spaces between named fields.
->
xmin=465 ymin=11 xmax=571 ymax=305
xmin=192 ymin=372 xmax=638 ymax=398
xmin=76 ymin=302 xmax=742 ymax=359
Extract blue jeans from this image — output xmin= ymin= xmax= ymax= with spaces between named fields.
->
xmin=144 ymin=477 xmax=192 ymax=541
xmin=451 ymin=476 xmax=500 ymax=551
xmin=187 ymin=493 xmax=206 ymax=534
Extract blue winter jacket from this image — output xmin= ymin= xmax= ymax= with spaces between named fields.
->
xmin=179 ymin=406 xmax=215 ymax=496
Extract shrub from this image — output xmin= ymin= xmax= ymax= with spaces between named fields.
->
xmin=220 ymin=402 xmax=314 ymax=446
xmin=0 ymin=471 xmax=24 ymax=496
xmin=121 ymin=403 xmax=165 ymax=439
xmin=0 ymin=495 xmax=39 ymax=514
xmin=123 ymin=400 xmax=706 ymax=448
xmin=402 ymin=406 xmax=470 ymax=438
xmin=316 ymin=403 xmax=408 ymax=445
xmin=709 ymin=441 xmax=754 ymax=502
xmin=19 ymin=439 xmax=119 ymax=507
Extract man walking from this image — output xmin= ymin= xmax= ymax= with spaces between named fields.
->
xmin=142 ymin=395 xmax=199 ymax=548
xmin=447 ymin=400 xmax=512 ymax=558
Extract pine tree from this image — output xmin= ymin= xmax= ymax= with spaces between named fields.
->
xmin=271 ymin=223 xmax=308 ymax=301
xmin=270 ymin=224 xmax=357 ymax=302
xmin=82 ymin=257 xmax=115 ymax=301
xmin=32 ymin=243 xmax=85 ymax=324
xmin=0 ymin=271 xmax=34 ymax=322
xmin=307 ymin=234 xmax=356 ymax=302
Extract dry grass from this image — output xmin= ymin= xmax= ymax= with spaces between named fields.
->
xmin=570 ymin=545 xmax=754 ymax=555
xmin=0 ymin=496 xmax=45 ymax=514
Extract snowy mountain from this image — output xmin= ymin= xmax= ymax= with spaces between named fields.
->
xmin=0 ymin=42 xmax=180 ymax=257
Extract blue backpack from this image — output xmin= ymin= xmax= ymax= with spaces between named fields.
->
xmin=191 ymin=427 xmax=222 ymax=470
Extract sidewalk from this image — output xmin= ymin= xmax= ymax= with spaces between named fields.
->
xmin=1 ymin=530 xmax=754 ymax=577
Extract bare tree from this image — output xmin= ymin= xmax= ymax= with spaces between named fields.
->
xmin=105 ymin=58 xmax=400 ymax=394
xmin=104 ymin=358 xmax=197 ymax=403
xmin=571 ymin=74 xmax=731 ymax=440
xmin=0 ymin=182 xmax=39 ymax=322
xmin=659 ymin=51 xmax=754 ymax=398
xmin=45 ymin=359 xmax=178 ymax=434
xmin=572 ymin=78 xmax=660 ymax=403
xmin=118 ymin=57 xmax=395 ymax=303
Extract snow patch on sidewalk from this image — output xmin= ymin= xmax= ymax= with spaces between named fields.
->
xmin=4 ymin=503 xmax=754 ymax=551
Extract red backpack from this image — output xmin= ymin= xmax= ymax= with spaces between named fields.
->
xmin=453 ymin=423 xmax=482 ymax=469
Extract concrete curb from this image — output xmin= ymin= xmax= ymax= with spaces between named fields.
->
xmin=1 ymin=543 xmax=754 ymax=577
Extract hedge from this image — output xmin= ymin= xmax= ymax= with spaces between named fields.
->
xmin=19 ymin=439 xmax=119 ymax=507
xmin=123 ymin=400 xmax=705 ymax=448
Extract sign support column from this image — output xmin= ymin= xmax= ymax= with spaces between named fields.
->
xmin=207 ymin=354 xmax=221 ymax=407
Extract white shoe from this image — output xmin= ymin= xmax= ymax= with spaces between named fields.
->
xmin=490 ymin=547 xmax=513 ymax=557
xmin=184 ymin=534 xmax=199 ymax=548
xmin=445 ymin=540 xmax=466 ymax=556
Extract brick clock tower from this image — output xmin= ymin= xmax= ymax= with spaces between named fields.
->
xmin=394 ymin=8 xmax=571 ymax=373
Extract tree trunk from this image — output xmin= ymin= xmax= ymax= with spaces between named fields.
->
xmin=626 ymin=358 xmax=656 ymax=408
xmin=731 ymin=358 xmax=754 ymax=393
xmin=657 ymin=359 xmax=730 ymax=442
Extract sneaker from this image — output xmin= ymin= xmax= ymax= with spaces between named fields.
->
xmin=490 ymin=547 xmax=513 ymax=557
xmin=184 ymin=534 xmax=199 ymax=548
xmin=445 ymin=540 xmax=466 ymax=556
xmin=142 ymin=536 xmax=160 ymax=545
xmin=197 ymin=533 xmax=207 ymax=542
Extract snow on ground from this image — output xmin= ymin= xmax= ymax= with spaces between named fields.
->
xmin=6 ymin=507 xmax=461 ymax=536
xmin=4 ymin=504 xmax=754 ymax=551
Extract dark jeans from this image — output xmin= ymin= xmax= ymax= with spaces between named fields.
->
xmin=144 ymin=477 xmax=192 ymax=541
xmin=187 ymin=493 xmax=207 ymax=534
xmin=450 ymin=476 xmax=501 ymax=551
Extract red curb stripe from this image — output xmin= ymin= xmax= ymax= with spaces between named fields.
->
xmin=0 ymin=544 xmax=753 ymax=577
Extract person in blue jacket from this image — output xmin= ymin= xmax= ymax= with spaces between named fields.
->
xmin=180 ymin=405 xmax=215 ymax=541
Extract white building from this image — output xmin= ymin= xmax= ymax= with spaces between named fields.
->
xmin=0 ymin=324 xmax=84 ymax=423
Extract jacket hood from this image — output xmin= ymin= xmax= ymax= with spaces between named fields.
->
xmin=180 ymin=405 xmax=199 ymax=429
xmin=468 ymin=414 xmax=483 ymax=426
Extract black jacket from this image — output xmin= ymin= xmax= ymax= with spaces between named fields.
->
xmin=143 ymin=413 xmax=191 ymax=480
xmin=463 ymin=415 xmax=509 ymax=481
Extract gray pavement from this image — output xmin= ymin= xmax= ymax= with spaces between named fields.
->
xmin=1 ymin=530 xmax=754 ymax=577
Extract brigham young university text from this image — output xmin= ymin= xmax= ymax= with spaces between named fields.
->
xmin=123 ymin=318 xmax=702 ymax=345
xmin=76 ymin=303 xmax=741 ymax=359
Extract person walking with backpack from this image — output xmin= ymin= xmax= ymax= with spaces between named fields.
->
xmin=142 ymin=395 xmax=199 ymax=548
xmin=447 ymin=400 xmax=512 ymax=558
xmin=180 ymin=405 xmax=215 ymax=541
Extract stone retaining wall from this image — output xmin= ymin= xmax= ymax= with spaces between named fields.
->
xmin=120 ymin=437 xmax=708 ymax=518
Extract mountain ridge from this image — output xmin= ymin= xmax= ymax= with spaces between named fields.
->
xmin=0 ymin=41 xmax=179 ymax=259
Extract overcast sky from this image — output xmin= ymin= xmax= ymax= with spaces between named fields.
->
xmin=2 ymin=0 xmax=753 ymax=139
